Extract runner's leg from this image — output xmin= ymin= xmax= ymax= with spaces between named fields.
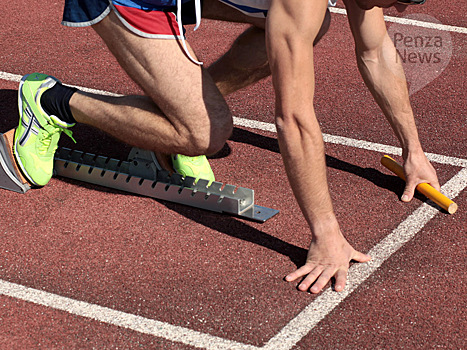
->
xmin=203 ymin=0 xmax=331 ymax=95
xmin=70 ymin=10 xmax=232 ymax=157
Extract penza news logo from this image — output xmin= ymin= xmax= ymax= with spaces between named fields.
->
xmin=387 ymin=14 xmax=452 ymax=96
xmin=394 ymin=33 xmax=443 ymax=64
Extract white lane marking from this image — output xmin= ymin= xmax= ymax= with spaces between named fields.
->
xmin=1 ymin=69 xmax=465 ymax=349
xmin=0 ymin=168 xmax=464 ymax=350
xmin=0 ymin=280 xmax=260 ymax=350
xmin=233 ymin=117 xmax=467 ymax=168
xmin=329 ymin=7 xmax=467 ymax=34
xmin=322 ymin=133 xmax=467 ymax=168
xmin=2 ymin=72 xmax=464 ymax=167
xmin=263 ymin=167 xmax=467 ymax=350
xmin=0 ymin=72 xmax=22 ymax=82
xmin=0 ymin=72 xmax=119 ymax=96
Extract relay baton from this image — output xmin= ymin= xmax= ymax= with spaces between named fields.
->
xmin=380 ymin=155 xmax=458 ymax=214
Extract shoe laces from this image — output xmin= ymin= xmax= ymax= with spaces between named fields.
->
xmin=62 ymin=128 xmax=76 ymax=143
xmin=38 ymin=124 xmax=76 ymax=155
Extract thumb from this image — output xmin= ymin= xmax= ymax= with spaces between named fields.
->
xmin=352 ymin=250 xmax=372 ymax=263
xmin=401 ymin=181 xmax=417 ymax=202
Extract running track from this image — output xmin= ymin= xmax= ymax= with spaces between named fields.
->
xmin=0 ymin=1 xmax=465 ymax=349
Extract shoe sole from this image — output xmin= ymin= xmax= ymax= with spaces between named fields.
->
xmin=14 ymin=74 xmax=41 ymax=186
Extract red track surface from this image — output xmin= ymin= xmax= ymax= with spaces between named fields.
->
xmin=0 ymin=1 xmax=465 ymax=349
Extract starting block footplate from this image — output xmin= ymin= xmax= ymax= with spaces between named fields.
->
xmin=0 ymin=130 xmax=31 ymax=193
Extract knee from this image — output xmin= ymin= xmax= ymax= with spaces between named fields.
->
xmin=180 ymin=107 xmax=233 ymax=156
xmin=207 ymin=111 xmax=233 ymax=155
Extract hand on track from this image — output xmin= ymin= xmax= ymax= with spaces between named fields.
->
xmin=285 ymin=227 xmax=371 ymax=294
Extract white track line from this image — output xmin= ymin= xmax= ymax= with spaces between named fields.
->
xmin=329 ymin=7 xmax=467 ymax=34
xmin=1 ymin=57 xmax=466 ymax=348
xmin=0 ymin=279 xmax=259 ymax=350
xmin=0 ymin=72 xmax=119 ymax=96
xmin=0 ymin=72 xmax=21 ymax=82
xmin=234 ymin=117 xmax=467 ymax=167
xmin=0 ymin=167 xmax=465 ymax=350
xmin=322 ymin=133 xmax=467 ymax=167
xmin=2 ymin=71 xmax=465 ymax=167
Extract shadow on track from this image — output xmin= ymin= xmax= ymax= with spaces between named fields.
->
xmin=0 ymin=89 xmax=19 ymax=131
xmin=0 ymin=92 xmax=308 ymax=269
xmin=228 ymin=127 xmax=431 ymax=202
xmin=163 ymin=201 xmax=308 ymax=267
xmin=0 ymin=88 xmax=407 ymax=201
xmin=0 ymin=89 xmax=437 ymax=268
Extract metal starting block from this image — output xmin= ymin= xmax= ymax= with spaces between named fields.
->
xmin=0 ymin=130 xmax=31 ymax=193
xmin=53 ymin=147 xmax=279 ymax=222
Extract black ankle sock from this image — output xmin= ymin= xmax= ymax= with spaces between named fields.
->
xmin=40 ymin=83 xmax=78 ymax=125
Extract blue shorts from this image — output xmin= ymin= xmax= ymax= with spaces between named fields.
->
xmin=62 ymin=0 xmax=199 ymax=38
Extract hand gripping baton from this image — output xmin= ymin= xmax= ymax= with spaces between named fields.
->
xmin=381 ymin=155 xmax=458 ymax=214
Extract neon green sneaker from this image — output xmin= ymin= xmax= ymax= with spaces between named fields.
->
xmin=14 ymin=73 xmax=75 ymax=187
xmin=171 ymin=154 xmax=215 ymax=185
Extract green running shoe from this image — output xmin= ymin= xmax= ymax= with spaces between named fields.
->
xmin=14 ymin=73 xmax=75 ymax=187
xmin=171 ymin=154 xmax=215 ymax=185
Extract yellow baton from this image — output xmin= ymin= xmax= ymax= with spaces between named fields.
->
xmin=380 ymin=155 xmax=458 ymax=214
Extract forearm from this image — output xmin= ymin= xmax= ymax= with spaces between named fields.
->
xmin=267 ymin=0 xmax=336 ymax=230
xmin=343 ymin=2 xmax=439 ymax=202
xmin=277 ymin=111 xmax=336 ymax=227
xmin=356 ymin=34 xmax=423 ymax=158
xmin=269 ymin=0 xmax=372 ymax=293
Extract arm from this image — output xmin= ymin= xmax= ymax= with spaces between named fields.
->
xmin=343 ymin=0 xmax=440 ymax=200
xmin=266 ymin=0 xmax=370 ymax=293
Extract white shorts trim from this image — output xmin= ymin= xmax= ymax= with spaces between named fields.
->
xmin=109 ymin=3 xmax=184 ymax=40
xmin=61 ymin=6 xmax=111 ymax=27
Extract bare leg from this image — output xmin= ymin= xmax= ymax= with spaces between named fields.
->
xmin=209 ymin=26 xmax=271 ymax=96
xmin=70 ymin=10 xmax=232 ymax=157
xmin=69 ymin=4 xmax=330 ymax=160
xmin=203 ymin=0 xmax=331 ymax=95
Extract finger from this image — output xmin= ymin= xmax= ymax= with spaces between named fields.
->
xmin=333 ymin=269 xmax=348 ymax=292
xmin=309 ymin=268 xmax=334 ymax=294
xmin=285 ymin=264 xmax=315 ymax=282
xmin=298 ymin=266 xmax=324 ymax=292
xmin=351 ymin=250 xmax=372 ymax=263
xmin=401 ymin=181 xmax=417 ymax=202
xmin=430 ymin=178 xmax=441 ymax=192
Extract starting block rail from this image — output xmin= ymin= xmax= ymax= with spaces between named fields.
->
xmin=53 ymin=147 xmax=279 ymax=222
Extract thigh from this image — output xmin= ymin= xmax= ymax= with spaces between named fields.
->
xmin=92 ymin=9 xmax=228 ymax=128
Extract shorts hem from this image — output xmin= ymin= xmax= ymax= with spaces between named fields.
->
xmin=62 ymin=5 xmax=111 ymax=27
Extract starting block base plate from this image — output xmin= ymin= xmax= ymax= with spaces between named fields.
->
xmin=0 ymin=134 xmax=279 ymax=222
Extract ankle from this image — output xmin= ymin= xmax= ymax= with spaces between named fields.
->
xmin=40 ymin=82 xmax=78 ymax=126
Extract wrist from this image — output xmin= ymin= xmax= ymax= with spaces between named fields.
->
xmin=402 ymin=140 xmax=425 ymax=161
xmin=402 ymin=145 xmax=425 ymax=162
xmin=308 ymin=213 xmax=341 ymax=240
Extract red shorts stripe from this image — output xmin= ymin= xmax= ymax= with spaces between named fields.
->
xmin=113 ymin=4 xmax=181 ymax=37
